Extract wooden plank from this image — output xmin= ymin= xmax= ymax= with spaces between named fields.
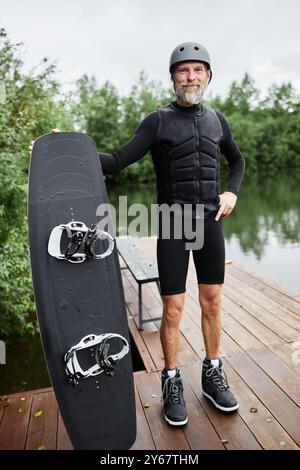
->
xmin=0 ymin=395 xmax=7 ymax=426
xmin=222 ymin=294 xmax=300 ymax=375
xmin=178 ymin=369 xmax=226 ymax=450
xmin=127 ymin=237 xmax=159 ymax=280
xmin=117 ymin=237 xmax=158 ymax=282
xmin=224 ymin=273 xmax=300 ymax=337
xmin=181 ymin=366 xmax=262 ymax=450
xmin=185 ymin=360 xmax=299 ymax=450
xmin=185 ymin=273 xmax=300 ymax=409
xmin=178 ymin=298 xmax=300 ymax=449
xmin=230 ymin=262 xmax=300 ymax=303
xmin=132 ymin=256 xmax=158 ymax=282
xmin=161 ymin=286 xmax=298 ymax=449
xmin=122 ymin=270 xmax=165 ymax=370
xmin=144 ymin=275 xmax=286 ymax=450
xmin=131 ymin=375 xmax=155 ymax=450
xmin=125 ymin=269 xmax=200 ymax=370
xmin=171 ymin=278 xmax=299 ymax=449
xmin=221 ymin=361 xmax=299 ymax=450
xmin=25 ymin=390 xmax=58 ymax=450
xmin=227 ymin=263 xmax=300 ymax=317
xmin=118 ymin=254 xmax=127 ymax=270
xmin=225 ymin=273 xmax=300 ymax=334
xmin=220 ymin=331 xmax=300 ymax=446
xmin=220 ymin=312 xmax=300 ymax=407
xmin=0 ymin=391 xmax=33 ymax=450
xmin=135 ymin=372 xmax=190 ymax=450
xmin=222 ymin=292 xmax=288 ymax=347
xmin=271 ymin=341 xmax=300 ymax=375
xmin=57 ymin=412 xmax=73 ymax=450
xmin=186 ymin=262 xmax=300 ymax=375
xmin=131 ymin=276 xmax=286 ymax=447
xmin=119 ymin=246 xmax=148 ymax=282
xmin=127 ymin=306 xmax=157 ymax=373
xmin=187 ymin=265 xmax=300 ymax=349
xmin=135 ymin=237 xmax=157 ymax=260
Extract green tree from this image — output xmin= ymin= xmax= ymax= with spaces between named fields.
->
xmin=226 ymin=73 xmax=260 ymax=113
xmin=0 ymin=29 xmax=74 ymax=336
xmin=73 ymin=71 xmax=173 ymax=184
xmin=210 ymin=74 xmax=300 ymax=175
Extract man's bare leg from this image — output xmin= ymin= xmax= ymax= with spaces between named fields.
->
xmin=160 ymin=292 xmax=185 ymax=369
xmin=198 ymin=283 xmax=239 ymax=412
xmin=160 ymin=292 xmax=188 ymax=426
xmin=199 ymin=284 xmax=222 ymax=359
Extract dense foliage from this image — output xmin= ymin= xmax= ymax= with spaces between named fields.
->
xmin=0 ymin=30 xmax=73 ymax=335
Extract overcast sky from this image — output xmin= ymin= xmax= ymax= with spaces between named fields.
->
xmin=1 ymin=0 xmax=300 ymax=98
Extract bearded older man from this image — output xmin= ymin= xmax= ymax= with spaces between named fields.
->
xmin=98 ymin=42 xmax=245 ymax=426
xmin=28 ymin=42 xmax=244 ymax=427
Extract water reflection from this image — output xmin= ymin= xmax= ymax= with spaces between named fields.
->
xmin=107 ymin=173 xmax=300 ymax=292
xmin=224 ymin=176 xmax=300 ymax=254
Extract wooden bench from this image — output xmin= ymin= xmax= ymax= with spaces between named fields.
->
xmin=116 ymin=237 xmax=161 ymax=330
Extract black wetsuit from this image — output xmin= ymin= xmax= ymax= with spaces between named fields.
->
xmin=99 ymin=101 xmax=245 ymax=295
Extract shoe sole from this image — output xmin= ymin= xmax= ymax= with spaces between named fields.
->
xmin=164 ymin=414 xmax=188 ymax=426
xmin=203 ymin=391 xmax=239 ymax=412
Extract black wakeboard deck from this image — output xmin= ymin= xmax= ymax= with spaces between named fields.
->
xmin=28 ymin=132 xmax=136 ymax=450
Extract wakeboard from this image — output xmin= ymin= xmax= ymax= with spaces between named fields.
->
xmin=28 ymin=132 xmax=136 ymax=450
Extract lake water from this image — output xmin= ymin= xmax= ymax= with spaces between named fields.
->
xmin=107 ymin=172 xmax=300 ymax=294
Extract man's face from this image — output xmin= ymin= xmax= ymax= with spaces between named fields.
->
xmin=172 ymin=61 xmax=211 ymax=105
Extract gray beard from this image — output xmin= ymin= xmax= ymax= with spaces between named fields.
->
xmin=174 ymin=81 xmax=208 ymax=105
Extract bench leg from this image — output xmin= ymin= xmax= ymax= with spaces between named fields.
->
xmin=138 ymin=283 xmax=143 ymax=330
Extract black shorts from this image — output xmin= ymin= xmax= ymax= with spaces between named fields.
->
xmin=156 ymin=212 xmax=225 ymax=296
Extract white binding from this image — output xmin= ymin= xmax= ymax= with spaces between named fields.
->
xmin=48 ymin=221 xmax=114 ymax=263
xmin=64 ymin=333 xmax=129 ymax=382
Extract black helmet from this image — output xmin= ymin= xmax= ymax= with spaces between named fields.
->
xmin=169 ymin=42 xmax=212 ymax=81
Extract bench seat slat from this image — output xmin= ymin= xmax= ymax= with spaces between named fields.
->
xmin=116 ymin=237 xmax=161 ymax=329
xmin=117 ymin=237 xmax=159 ymax=282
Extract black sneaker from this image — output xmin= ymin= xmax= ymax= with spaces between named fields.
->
xmin=202 ymin=358 xmax=239 ymax=412
xmin=161 ymin=368 xmax=188 ymax=426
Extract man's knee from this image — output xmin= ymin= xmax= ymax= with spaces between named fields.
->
xmin=162 ymin=295 xmax=184 ymax=327
xmin=199 ymin=285 xmax=222 ymax=315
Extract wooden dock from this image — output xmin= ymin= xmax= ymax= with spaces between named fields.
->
xmin=1 ymin=237 xmax=300 ymax=450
